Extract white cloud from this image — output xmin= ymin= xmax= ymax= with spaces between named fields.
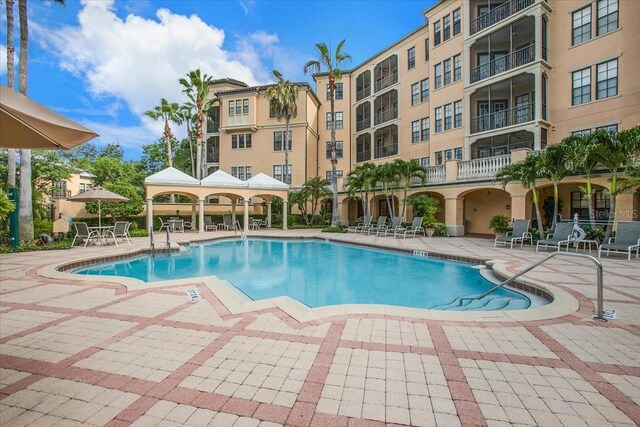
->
xmin=38 ymin=0 xmax=261 ymax=117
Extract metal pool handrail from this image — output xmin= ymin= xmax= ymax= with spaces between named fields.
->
xmin=235 ymin=220 xmax=246 ymax=240
xmin=473 ymin=252 xmax=606 ymax=321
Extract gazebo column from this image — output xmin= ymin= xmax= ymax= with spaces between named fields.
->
xmin=231 ymin=200 xmax=236 ymax=224
xmin=146 ymin=198 xmax=153 ymax=233
xmin=243 ymin=199 xmax=250 ymax=233
xmin=267 ymin=201 xmax=272 ymax=228
xmin=283 ymin=200 xmax=288 ymax=230
xmin=191 ymin=200 xmax=197 ymax=231
xmin=198 ymin=199 xmax=205 ymax=233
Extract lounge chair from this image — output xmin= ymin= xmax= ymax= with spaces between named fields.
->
xmin=104 ymin=221 xmax=131 ymax=245
xmin=219 ymin=214 xmax=237 ymax=231
xmin=378 ymin=217 xmax=402 ymax=236
xmin=395 ymin=217 xmax=425 ymax=239
xmin=536 ymin=222 xmax=574 ymax=252
xmin=599 ymin=221 xmax=640 ymax=260
xmin=348 ymin=216 xmax=372 ymax=233
xmin=367 ymin=216 xmax=387 ymax=235
xmin=204 ymin=216 xmax=217 ymax=231
xmin=494 ymin=219 xmax=532 ymax=249
xmin=71 ymin=222 xmax=100 ymax=247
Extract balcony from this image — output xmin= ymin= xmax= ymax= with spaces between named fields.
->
xmin=470 ymin=0 xmax=534 ymax=35
xmin=470 ymin=102 xmax=535 ymax=134
xmin=356 ymin=150 xmax=371 ymax=163
xmin=374 ymin=143 xmax=398 ymax=159
xmin=410 ymin=165 xmax=445 ymax=185
xmin=356 ymin=86 xmax=371 ymax=102
xmin=374 ymin=108 xmax=398 ymax=126
xmin=356 ymin=70 xmax=372 ymax=102
xmin=470 ymin=44 xmax=535 ymax=84
xmin=374 ymin=73 xmax=398 ymax=93
xmin=374 ymin=55 xmax=398 ymax=93
xmin=356 ymin=118 xmax=371 ymax=132
xmin=458 ymin=154 xmax=511 ymax=180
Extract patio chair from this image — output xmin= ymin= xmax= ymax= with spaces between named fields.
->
xmin=104 ymin=221 xmax=131 ymax=246
xmin=204 ymin=216 xmax=217 ymax=231
xmin=366 ymin=216 xmax=387 ymax=235
xmin=536 ymin=222 xmax=574 ymax=252
xmin=378 ymin=217 xmax=402 ymax=236
xmin=220 ymin=214 xmax=237 ymax=231
xmin=395 ymin=217 xmax=425 ymax=239
xmin=599 ymin=221 xmax=640 ymax=260
xmin=494 ymin=219 xmax=532 ymax=249
xmin=71 ymin=222 xmax=100 ymax=247
xmin=158 ymin=218 xmax=170 ymax=232
xmin=172 ymin=219 xmax=185 ymax=233
xmin=348 ymin=216 xmax=372 ymax=233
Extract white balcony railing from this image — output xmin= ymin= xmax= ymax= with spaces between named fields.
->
xmin=458 ymin=154 xmax=511 ymax=180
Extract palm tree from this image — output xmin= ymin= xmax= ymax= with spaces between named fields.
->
xmin=266 ymin=70 xmax=298 ymax=185
xmin=303 ymin=177 xmax=331 ymax=224
xmin=345 ymin=162 xmax=377 ymax=219
xmin=179 ymin=69 xmax=215 ymax=180
xmin=145 ymin=98 xmax=182 ymax=169
xmin=289 ymin=188 xmax=310 ymax=224
xmin=304 ymin=39 xmax=351 ymax=227
xmin=539 ymin=142 xmax=572 ymax=228
xmin=178 ymin=102 xmax=197 ymax=177
xmin=495 ymin=152 xmax=544 ymax=234
xmin=563 ymin=132 xmax=601 ymax=228
xmin=393 ymin=159 xmax=427 ymax=220
xmin=6 ymin=0 xmax=16 ymax=190
xmin=375 ymin=162 xmax=400 ymax=221
xmin=592 ymin=126 xmax=640 ymax=242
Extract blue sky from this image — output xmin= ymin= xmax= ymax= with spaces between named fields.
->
xmin=1 ymin=0 xmax=435 ymax=160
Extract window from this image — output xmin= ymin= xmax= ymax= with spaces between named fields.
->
xmin=596 ymin=59 xmax=618 ymax=99
xmin=326 ymin=112 xmax=343 ymax=129
xmin=412 ymin=120 xmax=420 ymax=143
xmin=571 ymin=190 xmax=610 ymax=221
xmin=435 ymin=107 xmax=442 ymax=133
xmin=408 ymin=47 xmax=416 ymax=69
xmin=273 ymin=165 xmax=292 ymax=183
xmin=326 ymin=170 xmax=344 ymax=180
xmin=411 ymin=82 xmax=420 ymax=106
xmin=424 ymin=38 xmax=429 ymax=61
xmin=273 ymin=131 xmax=292 ymax=151
xmin=597 ymin=124 xmax=618 ymax=132
xmin=242 ymin=99 xmax=249 ymax=114
xmin=434 ymin=21 xmax=441 ymax=45
xmin=421 ymin=79 xmax=429 ymax=102
xmin=434 ymin=63 xmax=442 ymax=89
xmin=421 ymin=117 xmax=430 ymax=141
xmin=445 ymin=149 xmax=453 ymax=161
xmin=443 ymin=59 xmax=451 ymax=85
xmin=455 ymin=147 xmax=462 ymax=160
xmin=235 ymin=101 xmax=242 ymax=115
xmin=444 ymin=104 xmax=452 ymax=130
xmin=232 ymin=166 xmax=252 ymax=180
xmin=597 ymin=0 xmax=618 ymax=36
xmin=572 ymin=129 xmax=592 ymax=136
xmin=572 ymin=6 xmax=591 ymax=45
xmin=572 ymin=67 xmax=591 ymax=105
xmin=453 ymin=55 xmax=461 ymax=82
xmin=454 ymin=100 xmax=462 ymax=128
xmin=231 ymin=133 xmax=252 ymax=149
xmin=326 ymin=141 xmax=344 ymax=158
xmin=228 ymin=100 xmax=235 ymax=116
xmin=327 ymin=83 xmax=343 ymax=100
xmin=453 ymin=8 xmax=461 ymax=36
xmin=269 ymin=103 xmax=277 ymax=118
xmin=443 ymin=15 xmax=451 ymax=41
xmin=420 ymin=157 xmax=430 ymax=168
xmin=436 ymin=151 xmax=443 ymax=165
xmin=79 ymin=183 xmax=91 ymax=193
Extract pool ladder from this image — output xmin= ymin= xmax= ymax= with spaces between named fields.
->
xmin=149 ymin=225 xmax=172 ymax=255
xmin=235 ymin=220 xmax=246 ymax=241
xmin=461 ymin=252 xmax=606 ymax=321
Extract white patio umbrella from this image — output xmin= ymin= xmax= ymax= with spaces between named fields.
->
xmin=68 ymin=186 xmax=128 ymax=228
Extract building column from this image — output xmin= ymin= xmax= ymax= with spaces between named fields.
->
xmin=198 ymin=199 xmax=205 ymax=233
xmin=283 ymin=200 xmax=288 ymax=230
xmin=243 ymin=199 xmax=250 ymax=233
xmin=534 ymin=69 xmax=543 ymax=151
xmin=267 ymin=201 xmax=272 ymax=228
xmin=191 ymin=201 xmax=197 ymax=231
xmin=146 ymin=198 xmax=153 ymax=233
xmin=615 ymin=192 xmax=636 ymax=222
xmin=231 ymin=200 xmax=236 ymax=224
xmin=510 ymin=194 xmax=529 ymax=221
xmin=445 ymin=197 xmax=465 ymax=236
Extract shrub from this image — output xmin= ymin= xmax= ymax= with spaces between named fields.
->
xmin=0 ymin=240 xmax=72 ymax=254
xmin=489 ymin=215 xmax=510 ymax=233
xmin=431 ymin=222 xmax=449 ymax=237
xmin=321 ymin=226 xmax=347 ymax=233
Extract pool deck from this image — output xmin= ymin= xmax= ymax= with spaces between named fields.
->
xmin=1 ymin=230 xmax=639 ymax=426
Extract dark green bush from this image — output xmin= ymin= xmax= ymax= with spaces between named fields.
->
xmin=321 ymin=226 xmax=347 ymax=233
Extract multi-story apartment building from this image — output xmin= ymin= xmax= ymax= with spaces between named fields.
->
xmin=202 ymin=0 xmax=639 ymax=235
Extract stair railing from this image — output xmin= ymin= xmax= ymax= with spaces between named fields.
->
xmin=235 ymin=220 xmax=246 ymax=241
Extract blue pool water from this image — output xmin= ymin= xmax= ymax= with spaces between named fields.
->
xmin=74 ymin=239 xmax=531 ymax=310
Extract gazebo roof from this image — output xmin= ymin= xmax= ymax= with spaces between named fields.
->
xmin=245 ymin=173 xmax=289 ymax=190
xmin=144 ymin=167 xmax=200 ymax=186
xmin=200 ymin=170 xmax=247 ymax=187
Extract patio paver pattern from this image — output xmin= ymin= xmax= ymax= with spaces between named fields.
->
xmin=1 ymin=229 xmax=639 ymax=426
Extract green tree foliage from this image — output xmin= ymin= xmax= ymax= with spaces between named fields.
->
xmin=266 ymin=70 xmax=298 ymax=185
xmin=0 ymin=189 xmax=16 ymax=221
xmin=303 ymin=177 xmax=331 ymax=224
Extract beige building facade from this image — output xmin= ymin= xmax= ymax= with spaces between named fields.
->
xmin=197 ymin=0 xmax=639 ymax=235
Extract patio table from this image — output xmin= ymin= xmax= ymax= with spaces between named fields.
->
xmin=88 ymin=225 xmax=115 ymax=246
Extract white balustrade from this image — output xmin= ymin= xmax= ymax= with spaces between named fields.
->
xmin=457 ymin=154 xmax=511 ymax=180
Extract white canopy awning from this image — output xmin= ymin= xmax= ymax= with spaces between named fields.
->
xmin=200 ymin=170 xmax=248 ymax=188
xmin=245 ymin=173 xmax=289 ymax=190
xmin=144 ymin=167 xmax=200 ymax=186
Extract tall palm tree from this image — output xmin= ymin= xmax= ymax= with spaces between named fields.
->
xmin=539 ymin=142 xmax=572 ymax=228
xmin=375 ymin=162 xmax=400 ymax=220
xmin=345 ymin=162 xmax=377 ymax=219
xmin=393 ymin=159 xmax=427 ymax=220
xmin=145 ymin=98 xmax=182 ymax=169
xmin=304 ymin=39 xmax=351 ymax=227
xmin=563 ymin=132 xmax=600 ymax=228
xmin=6 ymin=0 xmax=16 ymax=189
xmin=496 ymin=152 xmax=544 ymax=234
xmin=592 ymin=126 xmax=640 ymax=242
xmin=179 ymin=102 xmax=197 ymax=177
xmin=266 ymin=70 xmax=298 ymax=185
xmin=179 ymin=69 xmax=215 ymax=180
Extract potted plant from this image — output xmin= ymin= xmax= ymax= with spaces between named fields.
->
xmin=489 ymin=215 xmax=510 ymax=237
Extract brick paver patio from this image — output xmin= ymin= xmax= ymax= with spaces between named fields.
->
xmin=1 ymin=229 xmax=639 ymax=426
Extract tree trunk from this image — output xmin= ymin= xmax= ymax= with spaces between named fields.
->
xmin=284 ymin=117 xmax=290 ymax=184
xmin=18 ymin=0 xmax=33 ymax=242
xmin=552 ymin=183 xmax=559 ymax=229
xmin=164 ymin=122 xmax=175 ymax=203
xmin=532 ymin=188 xmax=544 ymax=236
xmin=586 ymin=178 xmax=596 ymax=229
xmin=401 ymin=188 xmax=408 ymax=220
xmin=196 ymin=100 xmax=204 ymax=180
xmin=6 ymin=0 xmax=16 ymax=188
xmin=603 ymin=174 xmax=617 ymax=243
xmin=329 ymin=78 xmax=339 ymax=227
xmin=186 ymin=123 xmax=195 ymax=177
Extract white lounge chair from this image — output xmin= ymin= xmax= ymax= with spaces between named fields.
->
xmin=599 ymin=221 xmax=640 ymax=260
xmin=204 ymin=216 xmax=217 ymax=231
xmin=395 ymin=217 xmax=425 ymax=239
xmin=378 ymin=217 xmax=402 ymax=236
xmin=71 ymin=222 xmax=100 ymax=247
xmin=536 ymin=222 xmax=574 ymax=252
xmin=494 ymin=219 xmax=532 ymax=249
xmin=348 ymin=216 xmax=372 ymax=233
xmin=367 ymin=216 xmax=387 ymax=235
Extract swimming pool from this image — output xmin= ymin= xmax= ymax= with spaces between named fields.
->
xmin=74 ymin=239 xmax=532 ymax=311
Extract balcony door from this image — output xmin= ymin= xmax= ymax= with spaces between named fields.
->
xmin=515 ymin=94 xmax=530 ymax=124
xmin=478 ymin=100 xmax=507 ymax=132
xmin=478 ymin=51 xmax=508 ymax=80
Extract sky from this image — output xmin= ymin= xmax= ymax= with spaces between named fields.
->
xmin=1 ymin=0 xmax=436 ymax=160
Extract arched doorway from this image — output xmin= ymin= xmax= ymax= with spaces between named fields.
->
xmin=462 ymin=188 xmax=511 ymax=235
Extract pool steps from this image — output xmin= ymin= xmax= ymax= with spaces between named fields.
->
xmin=431 ymin=293 xmax=531 ymax=311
